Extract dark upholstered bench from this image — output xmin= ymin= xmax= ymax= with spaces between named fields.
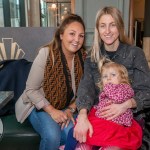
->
xmin=0 ymin=27 xmax=55 ymax=149
xmin=0 ymin=115 xmax=40 ymax=150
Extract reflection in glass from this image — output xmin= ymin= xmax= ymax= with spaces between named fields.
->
xmin=9 ymin=0 xmax=20 ymax=27
xmin=0 ymin=0 xmax=4 ymax=27
xmin=0 ymin=0 xmax=71 ymax=27
xmin=0 ymin=0 xmax=20 ymax=27
xmin=40 ymin=0 xmax=71 ymax=27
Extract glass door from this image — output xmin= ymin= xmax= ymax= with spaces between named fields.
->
xmin=9 ymin=0 xmax=20 ymax=27
xmin=40 ymin=0 xmax=71 ymax=27
xmin=0 ymin=0 xmax=25 ymax=27
xmin=0 ymin=0 xmax=4 ymax=26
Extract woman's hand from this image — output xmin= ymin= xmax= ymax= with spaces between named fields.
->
xmin=43 ymin=105 xmax=68 ymax=123
xmin=60 ymin=109 xmax=75 ymax=129
xmin=100 ymin=103 xmax=127 ymax=120
xmin=100 ymin=99 xmax=133 ymax=120
xmin=50 ymin=108 xmax=68 ymax=124
xmin=73 ymin=109 xmax=93 ymax=143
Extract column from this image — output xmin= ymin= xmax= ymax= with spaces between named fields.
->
xmin=143 ymin=0 xmax=150 ymax=67
xmin=19 ymin=0 xmax=26 ymax=26
xmin=71 ymin=0 xmax=75 ymax=13
xmin=29 ymin=0 xmax=41 ymax=27
xmin=129 ymin=0 xmax=134 ymax=44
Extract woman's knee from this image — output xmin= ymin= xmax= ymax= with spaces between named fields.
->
xmin=44 ymin=128 xmax=61 ymax=142
xmin=29 ymin=109 xmax=61 ymax=141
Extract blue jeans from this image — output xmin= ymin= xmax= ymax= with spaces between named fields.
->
xmin=28 ymin=108 xmax=75 ymax=150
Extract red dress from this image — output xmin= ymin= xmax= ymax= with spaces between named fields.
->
xmin=86 ymin=84 xmax=142 ymax=150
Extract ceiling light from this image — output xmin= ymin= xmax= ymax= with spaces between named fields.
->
xmin=51 ymin=3 xmax=57 ymax=9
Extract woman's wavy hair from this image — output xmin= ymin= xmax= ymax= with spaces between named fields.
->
xmin=49 ymin=14 xmax=85 ymax=54
xmin=91 ymin=6 xmax=130 ymax=63
xmin=97 ymin=57 xmax=130 ymax=89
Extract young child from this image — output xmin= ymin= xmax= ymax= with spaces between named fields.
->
xmin=65 ymin=60 xmax=143 ymax=150
xmin=95 ymin=60 xmax=134 ymax=127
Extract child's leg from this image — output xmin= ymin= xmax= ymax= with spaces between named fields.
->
xmin=99 ymin=146 xmax=122 ymax=150
xmin=65 ymin=127 xmax=78 ymax=150
xmin=59 ymin=145 xmax=65 ymax=150
xmin=75 ymin=143 xmax=93 ymax=150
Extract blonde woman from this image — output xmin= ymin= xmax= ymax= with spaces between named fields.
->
xmin=67 ymin=6 xmax=150 ymax=150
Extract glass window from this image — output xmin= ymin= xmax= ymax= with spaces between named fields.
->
xmin=0 ymin=0 xmax=4 ymax=26
xmin=40 ymin=0 xmax=71 ymax=27
xmin=9 ymin=0 xmax=20 ymax=27
xmin=0 ymin=0 xmax=21 ymax=27
xmin=0 ymin=0 xmax=72 ymax=27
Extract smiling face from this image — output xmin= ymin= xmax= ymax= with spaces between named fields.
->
xmin=60 ymin=21 xmax=85 ymax=55
xmin=98 ymin=14 xmax=119 ymax=51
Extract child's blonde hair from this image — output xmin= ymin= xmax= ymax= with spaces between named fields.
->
xmin=97 ymin=57 xmax=130 ymax=89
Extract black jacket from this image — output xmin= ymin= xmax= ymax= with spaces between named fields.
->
xmin=76 ymin=42 xmax=150 ymax=150
xmin=0 ymin=59 xmax=32 ymax=116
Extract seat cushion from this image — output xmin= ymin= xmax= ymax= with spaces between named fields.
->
xmin=0 ymin=115 xmax=40 ymax=150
